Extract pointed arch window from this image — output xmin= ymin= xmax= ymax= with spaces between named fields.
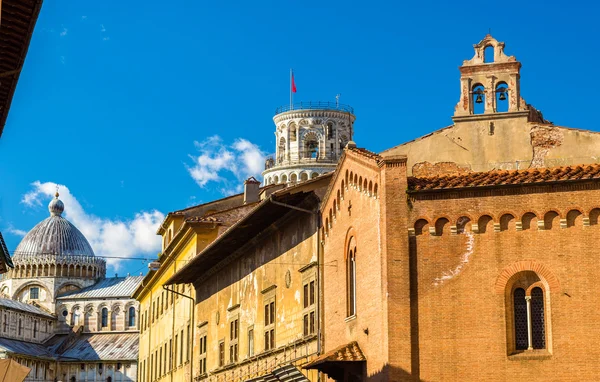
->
xmin=347 ymin=237 xmax=357 ymax=317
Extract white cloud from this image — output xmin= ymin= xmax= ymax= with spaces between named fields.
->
xmin=185 ymin=136 xmax=265 ymax=193
xmin=100 ymin=24 xmax=109 ymax=41
xmin=60 ymin=56 xmax=66 ymax=65
xmin=5 ymin=225 xmax=27 ymax=237
xmin=21 ymin=181 xmax=164 ymax=272
xmin=60 ymin=27 xmax=68 ymax=37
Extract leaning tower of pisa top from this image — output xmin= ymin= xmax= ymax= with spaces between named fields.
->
xmin=262 ymin=101 xmax=356 ymax=185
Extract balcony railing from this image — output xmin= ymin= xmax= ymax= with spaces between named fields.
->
xmin=275 ymin=102 xmax=354 ymax=115
xmin=264 ymin=152 xmax=340 ymax=170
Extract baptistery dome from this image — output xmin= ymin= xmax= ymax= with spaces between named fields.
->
xmin=14 ymin=192 xmax=95 ymax=257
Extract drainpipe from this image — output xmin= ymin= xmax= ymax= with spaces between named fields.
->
xmin=163 ymin=284 xmax=194 ymax=382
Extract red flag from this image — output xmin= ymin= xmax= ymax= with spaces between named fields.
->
xmin=291 ymin=73 xmax=297 ymax=93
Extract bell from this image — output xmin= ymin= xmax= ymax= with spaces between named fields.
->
xmin=475 ymin=93 xmax=483 ymax=104
xmin=499 ymin=91 xmax=507 ymax=101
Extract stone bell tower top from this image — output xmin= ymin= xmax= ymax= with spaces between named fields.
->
xmin=263 ymin=101 xmax=355 ymax=185
xmin=453 ymin=35 xmax=529 ymax=120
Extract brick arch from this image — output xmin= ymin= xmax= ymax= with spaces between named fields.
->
xmin=431 ymin=214 xmax=452 ymax=224
xmin=496 ymin=210 xmax=518 ymax=219
xmin=587 ymin=205 xmax=600 ymax=215
xmin=518 ymin=210 xmax=542 ymax=220
xmin=565 ymin=206 xmax=585 ymax=215
xmin=453 ymin=214 xmax=474 ymax=225
xmin=412 ymin=216 xmax=431 ymax=226
xmin=495 ymin=260 xmax=560 ymax=294
xmin=475 ymin=212 xmax=497 ymax=222
xmin=343 ymin=227 xmax=358 ymax=260
xmin=541 ymin=208 xmax=562 ymax=219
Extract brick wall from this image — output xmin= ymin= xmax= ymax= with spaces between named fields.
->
xmin=321 ymin=151 xmax=392 ymax=380
xmin=407 ymin=182 xmax=600 ymax=381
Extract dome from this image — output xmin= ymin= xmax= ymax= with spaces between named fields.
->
xmin=14 ymin=193 xmax=95 ymax=257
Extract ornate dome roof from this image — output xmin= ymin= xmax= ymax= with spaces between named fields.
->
xmin=14 ymin=193 xmax=95 ymax=257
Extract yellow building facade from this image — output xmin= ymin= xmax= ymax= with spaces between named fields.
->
xmin=135 ymin=191 xmax=259 ymax=382
xmin=166 ymin=176 xmax=331 ymax=382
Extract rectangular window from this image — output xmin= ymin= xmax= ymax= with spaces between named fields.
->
xmin=198 ymin=334 xmax=207 ymax=375
xmin=159 ymin=346 xmax=163 ymax=376
xmin=218 ymin=340 xmax=225 ymax=367
xmin=29 ymin=287 xmax=39 ymax=300
xmin=264 ymin=300 xmax=275 ymax=350
xmin=248 ymin=328 xmax=254 ymax=357
xmin=303 ymin=279 xmax=316 ymax=336
xmin=155 ymin=350 xmax=158 ymax=380
xmin=186 ymin=324 xmax=191 ymax=362
xmin=163 ymin=343 xmax=167 ymax=376
xmin=169 ymin=338 xmax=172 ymax=371
xmin=180 ymin=329 xmax=184 ymax=365
xmin=174 ymin=334 xmax=178 ymax=367
xmin=150 ymin=354 xmax=153 ymax=381
xmin=229 ymin=319 xmax=238 ymax=363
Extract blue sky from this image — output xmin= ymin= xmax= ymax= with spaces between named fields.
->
xmin=0 ymin=1 xmax=597 ymax=276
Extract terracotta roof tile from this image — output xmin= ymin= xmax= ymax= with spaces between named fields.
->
xmin=184 ymin=216 xmax=221 ymax=223
xmin=408 ymin=164 xmax=600 ymax=191
xmin=304 ymin=341 xmax=365 ymax=369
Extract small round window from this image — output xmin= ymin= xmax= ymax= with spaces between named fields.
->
xmin=62 ymin=310 xmax=68 ymax=317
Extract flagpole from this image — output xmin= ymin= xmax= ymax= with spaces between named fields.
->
xmin=290 ymin=68 xmax=293 ymax=110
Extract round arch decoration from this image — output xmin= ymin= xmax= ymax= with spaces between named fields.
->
xmin=495 ymin=260 xmax=560 ymax=295
xmin=12 ymin=281 xmax=52 ymax=301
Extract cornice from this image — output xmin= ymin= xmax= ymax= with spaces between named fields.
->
xmin=273 ymin=109 xmax=356 ymax=124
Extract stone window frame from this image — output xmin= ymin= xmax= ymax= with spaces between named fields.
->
xmin=228 ymin=316 xmax=239 ymax=364
xmin=247 ymin=325 xmax=254 ymax=358
xmin=218 ymin=339 xmax=225 ymax=367
xmin=227 ymin=304 xmax=240 ymax=365
xmin=262 ymin=285 xmax=277 ymax=352
xmin=29 ymin=286 xmax=39 ymax=300
xmin=300 ymin=262 xmax=317 ymax=337
xmin=197 ymin=321 xmax=208 ymax=376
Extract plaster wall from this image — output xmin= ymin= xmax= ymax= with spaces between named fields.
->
xmin=383 ymin=117 xmax=600 ymax=176
xmin=192 ymin=207 xmax=320 ymax=381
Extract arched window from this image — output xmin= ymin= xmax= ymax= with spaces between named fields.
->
xmin=304 ymin=133 xmax=319 ymax=159
xmin=347 ymin=238 xmax=357 ymax=317
xmin=507 ymin=271 xmax=548 ymax=353
xmin=472 ymin=84 xmax=485 ymax=115
xmin=101 ymin=307 xmax=108 ymax=328
xmin=128 ymin=307 xmax=136 ymax=327
xmin=513 ymin=288 xmax=528 ymax=350
xmin=278 ymin=137 xmax=287 ymax=162
xmin=484 ymin=45 xmax=494 ymax=63
xmin=513 ymin=286 xmax=546 ymax=351
xmin=495 ymin=82 xmax=508 ymax=112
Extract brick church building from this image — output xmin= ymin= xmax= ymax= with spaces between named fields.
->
xmin=305 ymin=35 xmax=600 ymax=381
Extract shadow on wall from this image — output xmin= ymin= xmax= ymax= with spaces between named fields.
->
xmin=194 ymin=195 xmax=320 ymax=302
xmin=367 ymin=364 xmax=424 ymax=382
